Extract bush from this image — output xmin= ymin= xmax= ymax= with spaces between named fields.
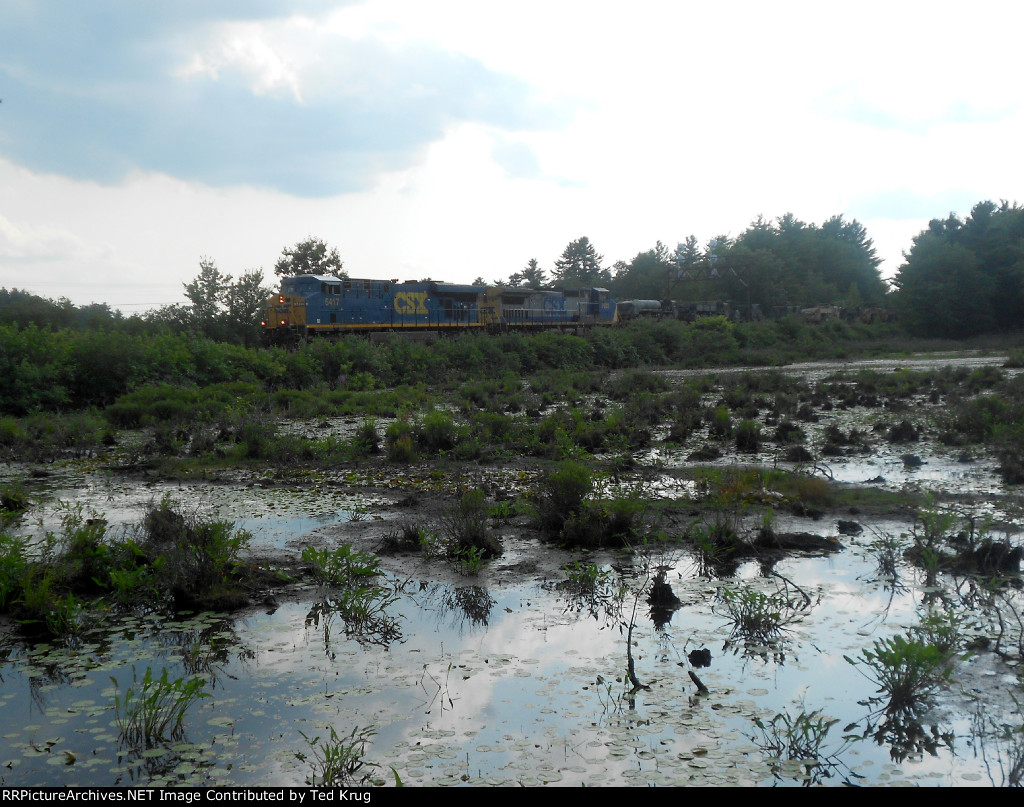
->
xmin=133 ymin=496 xmax=251 ymax=610
xmin=417 ymin=408 xmax=459 ymax=453
xmin=709 ymin=406 xmax=733 ymax=439
xmin=440 ymin=489 xmax=502 ymax=559
xmin=351 ymin=418 xmax=380 ymax=457
xmin=735 ymin=419 xmax=762 ymax=452
xmin=385 ymin=419 xmax=416 ymax=462
xmin=536 ymin=461 xmax=593 ymax=537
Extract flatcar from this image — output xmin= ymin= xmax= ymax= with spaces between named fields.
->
xmin=261 ymin=275 xmax=617 ymax=343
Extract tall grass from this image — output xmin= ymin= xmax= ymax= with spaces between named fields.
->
xmin=111 ymin=666 xmax=209 ymax=748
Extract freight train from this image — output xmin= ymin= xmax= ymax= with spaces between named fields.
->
xmin=261 ymin=275 xmax=618 ymax=343
xmin=616 ymin=298 xmax=894 ymax=324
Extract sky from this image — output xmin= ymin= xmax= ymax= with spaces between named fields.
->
xmin=1 ymin=0 xmax=1022 ymax=312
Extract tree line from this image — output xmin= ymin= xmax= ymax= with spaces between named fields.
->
xmin=2 ymin=202 xmax=1022 ymax=340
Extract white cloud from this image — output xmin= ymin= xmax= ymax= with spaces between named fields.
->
xmin=176 ymin=21 xmax=307 ymax=102
xmin=2 ymin=0 xmax=1021 ymax=305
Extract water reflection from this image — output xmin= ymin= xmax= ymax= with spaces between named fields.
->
xmin=410 ymin=582 xmax=496 ymax=633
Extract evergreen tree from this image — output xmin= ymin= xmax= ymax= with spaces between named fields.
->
xmin=552 ymin=237 xmax=610 ymax=287
xmin=893 ymin=200 xmax=1024 ymax=337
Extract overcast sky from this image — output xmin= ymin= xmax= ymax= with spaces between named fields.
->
xmin=1 ymin=0 xmax=1021 ymax=311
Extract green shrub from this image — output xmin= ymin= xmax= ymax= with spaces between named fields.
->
xmin=536 ymin=461 xmax=593 ymax=537
xmin=385 ymin=419 xmax=416 ymax=462
xmin=0 ymin=482 xmax=28 ymax=513
xmin=133 ymin=496 xmax=251 ymax=610
xmin=351 ymin=417 xmax=380 ymax=457
xmin=417 ymin=408 xmax=459 ymax=453
xmin=735 ymin=419 xmax=762 ymax=452
xmin=709 ymin=405 xmax=733 ymax=439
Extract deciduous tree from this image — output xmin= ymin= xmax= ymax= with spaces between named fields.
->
xmin=274 ymin=237 xmax=346 ymax=278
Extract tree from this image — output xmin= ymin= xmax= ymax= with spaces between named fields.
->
xmin=520 ymin=258 xmax=548 ymax=289
xmin=610 ymin=241 xmax=674 ymax=300
xmin=672 ymin=236 xmax=702 ymax=275
xmin=506 ymin=258 xmax=548 ymax=288
xmin=274 ymin=237 xmax=346 ymax=278
xmin=893 ymin=200 xmax=1024 ymax=337
xmin=894 ymin=235 xmax=992 ymax=337
xmin=184 ymin=257 xmax=231 ymax=333
xmin=552 ymin=237 xmax=610 ymax=287
xmin=179 ymin=258 xmax=273 ymax=342
xmin=225 ymin=269 xmax=273 ymax=345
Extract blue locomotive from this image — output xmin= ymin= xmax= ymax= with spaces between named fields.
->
xmin=261 ymin=275 xmax=617 ymax=343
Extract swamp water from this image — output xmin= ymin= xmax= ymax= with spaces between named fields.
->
xmin=2 ymin=356 xmax=1023 ymax=787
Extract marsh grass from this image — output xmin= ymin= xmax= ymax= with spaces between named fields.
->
xmin=297 ymin=725 xmax=378 ymax=786
xmin=112 ymin=666 xmax=209 ymax=749
xmin=439 ymin=489 xmax=501 ymax=559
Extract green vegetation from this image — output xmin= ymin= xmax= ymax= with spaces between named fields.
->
xmin=753 ymin=708 xmax=854 ymax=784
xmin=846 ymin=633 xmax=955 ymax=713
xmin=0 ymin=497 xmax=256 ymax=637
xmin=111 ymin=666 xmax=210 ymax=749
xmin=302 ymin=544 xmax=402 ymax=648
xmin=718 ymin=583 xmax=808 ymax=646
xmin=302 ymin=543 xmax=383 ymax=588
xmin=297 ymin=725 xmax=378 ymax=787
xmin=894 ymin=201 xmax=1024 ymax=338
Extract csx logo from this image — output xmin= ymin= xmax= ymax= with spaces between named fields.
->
xmin=394 ymin=292 xmax=429 ymax=315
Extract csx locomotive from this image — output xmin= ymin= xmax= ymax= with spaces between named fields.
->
xmin=261 ymin=275 xmax=618 ymax=343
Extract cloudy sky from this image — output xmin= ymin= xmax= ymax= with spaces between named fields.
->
xmin=1 ymin=0 xmax=1021 ymax=311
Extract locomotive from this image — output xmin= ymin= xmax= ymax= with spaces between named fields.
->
xmin=261 ymin=275 xmax=617 ymax=343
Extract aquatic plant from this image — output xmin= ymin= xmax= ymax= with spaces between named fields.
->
xmin=0 ymin=482 xmax=28 ymax=513
xmin=351 ymin=417 xmax=380 ymax=457
xmin=718 ymin=582 xmax=807 ymax=645
xmin=455 ymin=544 xmax=486 ymax=576
xmin=134 ymin=496 xmax=252 ymax=609
xmin=302 ymin=543 xmax=382 ymax=589
xmin=297 ymin=725 xmax=378 ymax=786
xmin=384 ymin=419 xmax=416 ymax=462
xmin=735 ymin=419 xmax=762 ymax=452
xmin=111 ymin=666 xmax=209 ymax=749
xmin=754 ymin=708 xmax=856 ymax=785
xmin=912 ymin=608 xmax=963 ymax=655
xmin=562 ymin=560 xmax=612 ymax=594
xmin=846 ymin=633 xmax=953 ymax=713
xmin=0 ymin=533 xmax=28 ymax=610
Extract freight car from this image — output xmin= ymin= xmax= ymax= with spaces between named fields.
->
xmin=481 ymin=286 xmax=616 ymax=329
xmin=616 ymin=300 xmax=674 ymax=320
xmin=261 ymin=275 xmax=617 ymax=343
